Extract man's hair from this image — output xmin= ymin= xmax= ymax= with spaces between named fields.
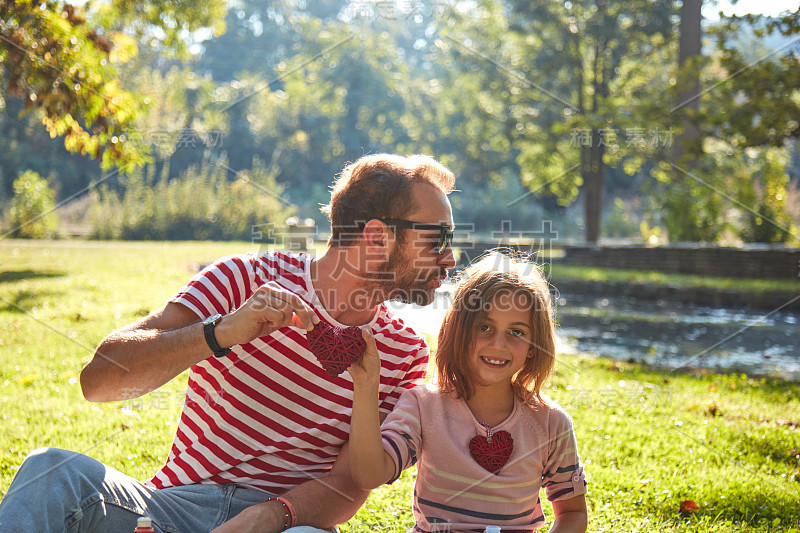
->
xmin=435 ymin=252 xmax=556 ymax=405
xmin=321 ymin=153 xmax=455 ymax=247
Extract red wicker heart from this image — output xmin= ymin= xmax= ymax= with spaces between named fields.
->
xmin=305 ymin=320 xmax=366 ymax=378
xmin=469 ymin=430 xmax=514 ymax=474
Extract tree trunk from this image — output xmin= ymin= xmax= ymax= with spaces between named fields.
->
xmin=673 ymin=0 xmax=702 ymax=164
xmin=584 ymin=26 xmax=608 ymax=246
xmin=583 ymin=130 xmax=605 ymax=245
xmin=667 ymin=0 xmax=702 ymax=242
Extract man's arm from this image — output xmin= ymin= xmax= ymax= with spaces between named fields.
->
xmin=210 ymin=439 xmax=374 ymax=533
xmin=283 ymin=440 xmax=373 ymax=527
xmin=81 ymin=283 xmax=317 ymax=402
xmin=81 ymin=302 xmax=208 ymax=401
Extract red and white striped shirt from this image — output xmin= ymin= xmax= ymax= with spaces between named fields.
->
xmin=148 ymin=250 xmax=429 ymax=493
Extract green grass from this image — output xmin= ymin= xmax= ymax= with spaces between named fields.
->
xmin=546 ymin=263 xmax=800 ymax=293
xmin=2 ymin=240 xmax=799 ymax=532
xmin=0 ymin=240 xmax=248 ymax=484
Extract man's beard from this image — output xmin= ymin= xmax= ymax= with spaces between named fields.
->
xmin=364 ymin=246 xmax=444 ymax=306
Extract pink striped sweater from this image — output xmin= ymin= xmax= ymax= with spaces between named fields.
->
xmin=380 ymin=383 xmax=587 ymax=532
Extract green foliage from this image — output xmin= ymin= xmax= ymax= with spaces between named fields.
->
xmin=604 ymin=197 xmax=642 ymax=239
xmin=650 ymin=141 xmax=796 ymax=244
xmin=650 ymin=160 xmax=727 ymax=243
xmin=0 ymin=95 xmax=105 ymax=202
xmin=94 ymin=0 xmax=226 ymax=59
xmin=447 ymin=0 xmax=678 ymax=242
xmin=736 ymin=148 xmax=795 ymax=244
xmin=704 ymin=12 xmax=800 ymax=149
xmin=646 ymin=8 xmax=800 ymax=244
xmin=1 ymin=1 xmax=143 ymax=170
xmin=0 ymin=0 xmax=226 ymax=170
xmin=436 ymin=0 xmax=798 ymax=244
xmin=5 ymin=170 xmax=59 ymax=238
xmin=90 ymin=157 xmax=295 ymax=240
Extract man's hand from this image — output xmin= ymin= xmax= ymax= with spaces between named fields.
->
xmin=211 ymin=442 xmax=371 ymax=533
xmin=210 ymin=500 xmax=282 ymax=533
xmin=215 ymin=281 xmax=319 ymax=349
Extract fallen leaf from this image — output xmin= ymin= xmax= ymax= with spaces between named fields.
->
xmin=680 ymin=500 xmax=699 ymax=515
xmin=16 ymin=374 xmax=37 ymax=387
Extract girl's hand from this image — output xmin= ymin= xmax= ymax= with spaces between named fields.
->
xmin=347 ymin=329 xmax=381 ymax=388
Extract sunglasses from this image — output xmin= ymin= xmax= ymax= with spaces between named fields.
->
xmin=379 ymin=218 xmax=455 ymax=255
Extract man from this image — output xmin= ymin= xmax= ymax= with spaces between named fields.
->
xmin=0 ymin=153 xmax=457 ymax=532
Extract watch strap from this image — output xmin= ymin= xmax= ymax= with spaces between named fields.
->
xmin=203 ymin=316 xmax=231 ymax=358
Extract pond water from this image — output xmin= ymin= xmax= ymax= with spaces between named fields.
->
xmin=389 ymin=285 xmax=800 ymax=381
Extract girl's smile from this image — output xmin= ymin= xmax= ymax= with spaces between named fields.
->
xmin=469 ymin=301 xmax=533 ymax=389
xmin=479 ymin=356 xmax=510 ymax=367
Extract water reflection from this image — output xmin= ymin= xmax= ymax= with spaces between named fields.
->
xmin=389 ymin=285 xmax=800 ymax=381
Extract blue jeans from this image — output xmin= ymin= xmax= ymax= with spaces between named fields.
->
xmin=0 ymin=448 xmax=337 ymax=533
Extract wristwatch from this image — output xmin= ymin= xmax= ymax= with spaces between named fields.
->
xmin=202 ymin=314 xmax=231 ymax=358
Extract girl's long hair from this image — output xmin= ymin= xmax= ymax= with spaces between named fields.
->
xmin=435 ymin=251 xmax=557 ymax=405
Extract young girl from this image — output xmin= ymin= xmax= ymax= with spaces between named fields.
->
xmin=348 ymin=252 xmax=588 ymax=532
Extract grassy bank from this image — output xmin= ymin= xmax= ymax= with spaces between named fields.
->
xmin=546 ymin=263 xmax=800 ymax=294
xmin=1 ymin=240 xmax=799 ymax=532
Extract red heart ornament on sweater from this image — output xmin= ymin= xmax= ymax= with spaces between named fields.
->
xmin=469 ymin=430 xmax=514 ymax=474
xmin=305 ymin=320 xmax=366 ymax=378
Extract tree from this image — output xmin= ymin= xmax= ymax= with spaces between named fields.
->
xmin=496 ymin=0 xmax=676 ymax=243
xmin=490 ymin=0 xmax=797 ymax=244
xmin=5 ymin=170 xmax=59 ymax=238
xmin=655 ymin=0 xmax=714 ymax=242
xmin=650 ymin=6 xmax=800 ymax=243
xmin=704 ymin=9 xmax=800 ymax=148
xmin=672 ymin=0 xmax=702 ymax=164
xmin=0 ymin=88 xmax=102 ymax=201
xmin=0 ymin=0 xmax=226 ymax=170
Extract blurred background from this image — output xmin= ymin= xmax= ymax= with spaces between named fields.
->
xmin=2 ymin=0 xmax=799 ymax=378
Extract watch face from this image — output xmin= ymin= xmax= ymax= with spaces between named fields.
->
xmin=204 ymin=313 xmax=222 ymax=325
